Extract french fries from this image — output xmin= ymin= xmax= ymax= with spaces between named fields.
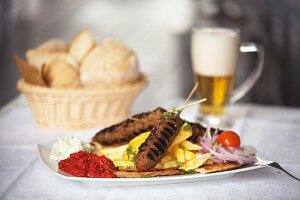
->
xmin=154 ymin=163 xmax=164 ymax=169
xmin=99 ymin=144 xmax=128 ymax=155
xmin=113 ymin=160 xmax=135 ymax=169
xmin=161 ymin=153 xmax=174 ymax=163
xmin=163 ymin=160 xmax=179 ymax=169
xmin=180 ymin=153 xmax=211 ymax=171
xmin=174 ymin=147 xmax=185 ymax=163
xmin=184 ymin=148 xmax=196 ymax=161
xmin=181 ymin=140 xmax=202 ymax=151
xmin=169 ymin=122 xmax=192 ymax=149
xmin=128 ymin=131 xmax=150 ymax=150
xmin=96 ymin=144 xmax=132 ymax=168
xmin=104 ymin=153 xmax=124 ymax=161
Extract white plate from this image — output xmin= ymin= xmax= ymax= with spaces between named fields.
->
xmin=37 ymin=143 xmax=269 ymax=187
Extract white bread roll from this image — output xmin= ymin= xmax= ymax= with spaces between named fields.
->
xmin=80 ymin=38 xmax=140 ymax=86
xmin=37 ymin=39 xmax=68 ymax=52
xmin=41 ymin=59 xmax=81 ymax=88
xmin=69 ymin=30 xmax=96 ymax=63
xmin=26 ymin=50 xmax=79 ymax=70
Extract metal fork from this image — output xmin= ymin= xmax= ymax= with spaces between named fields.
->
xmin=265 ymin=161 xmax=300 ymax=181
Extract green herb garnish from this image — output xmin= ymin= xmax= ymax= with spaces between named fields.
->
xmin=183 ymin=122 xmax=192 ymax=131
xmin=126 ymin=146 xmax=133 ymax=154
xmin=211 ymin=141 xmax=217 ymax=147
xmin=175 ymin=109 xmax=183 ymax=115
xmin=175 ymin=160 xmax=183 ymax=167
xmin=162 ymin=108 xmax=182 ymax=119
xmin=126 ymin=146 xmax=137 ymax=163
xmin=141 ymin=175 xmax=151 ymax=178
xmin=131 ymin=154 xmax=137 ymax=164
xmin=162 ymin=111 xmax=174 ymax=118
xmin=184 ymin=169 xmax=196 ymax=174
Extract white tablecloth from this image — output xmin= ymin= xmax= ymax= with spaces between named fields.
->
xmin=0 ymin=96 xmax=300 ymax=200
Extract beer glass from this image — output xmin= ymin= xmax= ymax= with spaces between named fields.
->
xmin=191 ymin=27 xmax=264 ymax=126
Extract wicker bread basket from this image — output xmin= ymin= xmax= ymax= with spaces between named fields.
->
xmin=17 ymin=76 xmax=148 ymax=130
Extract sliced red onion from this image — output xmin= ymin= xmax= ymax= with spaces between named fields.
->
xmin=197 ymin=127 xmax=257 ymax=165
xmin=211 ymin=134 xmax=218 ymax=142
xmin=202 ymin=127 xmax=211 ymax=141
xmin=210 ymin=156 xmax=227 ymax=164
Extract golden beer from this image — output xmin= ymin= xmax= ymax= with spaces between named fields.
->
xmin=191 ymin=27 xmax=263 ymax=126
xmin=195 ymin=74 xmax=234 ymax=116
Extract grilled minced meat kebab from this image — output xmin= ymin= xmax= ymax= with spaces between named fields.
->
xmin=93 ymin=107 xmax=166 ymax=145
xmin=136 ymin=115 xmax=183 ymax=171
xmin=92 ymin=107 xmax=219 ymax=145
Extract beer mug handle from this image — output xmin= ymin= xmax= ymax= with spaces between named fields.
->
xmin=229 ymin=42 xmax=264 ymax=103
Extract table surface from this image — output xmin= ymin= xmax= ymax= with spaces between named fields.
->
xmin=0 ymin=96 xmax=300 ymax=200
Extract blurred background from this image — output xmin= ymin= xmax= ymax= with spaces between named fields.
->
xmin=1 ymin=0 xmax=300 ymax=108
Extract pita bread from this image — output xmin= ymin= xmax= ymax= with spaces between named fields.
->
xmin=195 ymin=162 xmax=242 ymax=174
xmin=114 ymin=168 xmax=184 ymax=178
xmin=41 ymin=59 xmax=81 ymax=88
xmin=37 ymin=39 xmax=68 ymax=52
xmin=80 ymin=38 xmax=140 ymax=86
xmin=69 ymin=30 xmax=96 ymax=63
xmin=113 ymin=162 xmax=242 ymax=178
xmin=14 ymin=54 xmax=46 ymax=86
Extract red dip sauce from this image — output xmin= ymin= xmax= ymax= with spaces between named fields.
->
xmin=58 ymin=151 xmax=116 ymax=178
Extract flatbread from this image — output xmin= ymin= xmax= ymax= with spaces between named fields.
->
xmin=113 ymin=162 xmax=242 ymax=178
xmin=195 ymin=162 xmax=242 ymax=174
xmin=114 ymin=168 xmax=184 ymax=178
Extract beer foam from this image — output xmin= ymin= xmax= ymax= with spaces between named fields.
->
xmin=192 ymin=28 xmax=240 ymax=76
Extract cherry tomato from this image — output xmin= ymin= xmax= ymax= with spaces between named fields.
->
xmin=217 ymin=131 xmax=241 ymax=147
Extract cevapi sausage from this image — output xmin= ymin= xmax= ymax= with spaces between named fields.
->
xmin=92 ymin=107 xmax=166 ymax=145
xmin=135 ymin=115 xmax=183 ymax=171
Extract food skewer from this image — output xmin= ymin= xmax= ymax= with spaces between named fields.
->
xmin=182 ymin=83 xmax=199 ymax=106
xmin=172 ymin=98 xmax=207 ymax=112
xmin=167 ymin=82 xmax=205 ymax=113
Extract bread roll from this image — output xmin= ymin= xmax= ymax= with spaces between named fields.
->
xmin=37 ymin=39 xmax=68 ymax=52
xmin=41 ymin=59 xmax=80 ymax=88
xmin=80 ymin=38 xmax=140 ymax=86
xmin=69 ymin=30 xmax=96 ymax=63
xmin=26 ymin=50 xmax=78 ymax=70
